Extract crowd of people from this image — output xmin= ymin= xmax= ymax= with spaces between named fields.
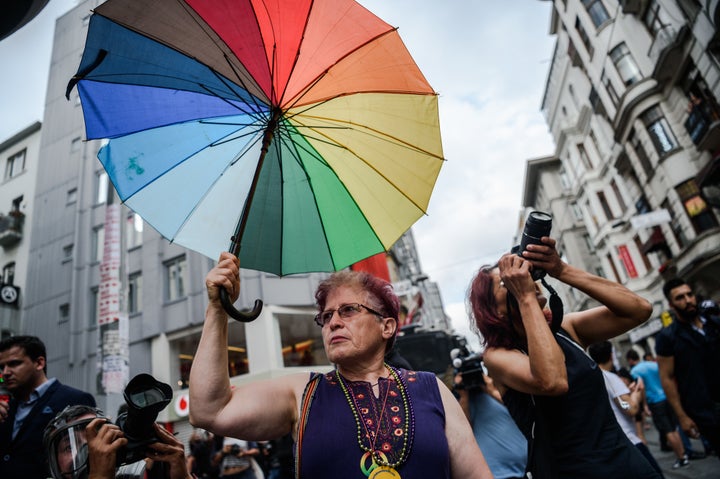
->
xmin=0 ymin=232 xmax=718 ymax=479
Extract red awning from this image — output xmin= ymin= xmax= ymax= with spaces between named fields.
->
xmin=642 ymin=227 xmax=667 ymax=254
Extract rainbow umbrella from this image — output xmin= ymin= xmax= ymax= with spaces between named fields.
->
xmin=68 ymin=0 xmax=444 ymax=318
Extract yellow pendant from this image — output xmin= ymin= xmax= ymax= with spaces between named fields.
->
xmin=369 ymin=465 xmax=401 ymax=479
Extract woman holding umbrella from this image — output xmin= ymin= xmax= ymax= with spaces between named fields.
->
xmin=468 ymin=237 xmax=661 ymax=478
xmin=189 ymin=253 xmax=492 ymax=479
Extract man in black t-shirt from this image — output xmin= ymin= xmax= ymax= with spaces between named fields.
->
xmin=656 ymin=278 xmax=720 ymax=460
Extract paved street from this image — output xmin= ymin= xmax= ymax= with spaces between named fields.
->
xmin=642 ymin=427 xmax=720 ymax=478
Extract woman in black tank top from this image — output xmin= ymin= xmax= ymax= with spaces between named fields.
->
xmin=468 ymin=236 xmax=662 ymax=479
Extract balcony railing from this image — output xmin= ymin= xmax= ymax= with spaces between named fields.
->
xmin=650 ymin=25 xmax=690 ymax=83
xmin=620 ymin=0 xmax=649 ymax=14
xmin=0 ymin=212 xmax=24 ymax=248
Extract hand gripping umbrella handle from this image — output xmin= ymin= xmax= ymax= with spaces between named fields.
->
xmin=219 ymin=289 xmax=263 ymax=322
xmin=219 ymin=109 xmax=279 ymax=323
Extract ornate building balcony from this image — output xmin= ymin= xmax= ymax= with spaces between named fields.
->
xmin=620 ymin=0 xmax=649 ymax=15
xmin=650 ymin=24 xmax=690 ymax=84
xmin=0 ymin=211 xmax=24 ymax=248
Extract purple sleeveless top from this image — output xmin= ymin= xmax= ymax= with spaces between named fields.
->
xmin=297 ymin=368 xmax=450 ymax=478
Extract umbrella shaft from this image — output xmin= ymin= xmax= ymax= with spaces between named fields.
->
xmin=229 ymin=108 xmax=282 ymax=256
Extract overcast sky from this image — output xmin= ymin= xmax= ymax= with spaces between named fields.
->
xmin=0 ymin=1 xmax=557 ymax=350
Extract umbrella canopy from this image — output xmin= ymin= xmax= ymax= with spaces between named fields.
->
xmin=69 ymin=0 xmax=444 ymax=277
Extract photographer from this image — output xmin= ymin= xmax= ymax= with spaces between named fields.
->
xmin=214 ymin=437 xmax=261 ymax=479
xmin=43 ymin=405 xmax=191 ymax=479
xmin=453 ymin=353 xmax=527 ymax=479
xmin=468 ymin=235 xmax=661 ymax=478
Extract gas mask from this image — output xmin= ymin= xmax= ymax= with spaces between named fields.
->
xmin=43 ymin=406 xmax=108 ymax=479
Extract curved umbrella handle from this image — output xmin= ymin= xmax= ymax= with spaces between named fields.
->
xmin=220 ymin=289 xmax=263 ymax=322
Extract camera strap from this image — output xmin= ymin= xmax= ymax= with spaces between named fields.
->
xmin=540 ymin=277 xmax=563 ymax=333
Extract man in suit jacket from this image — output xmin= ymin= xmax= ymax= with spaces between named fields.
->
xmin=0 ymin=335 xmax=96 ymax=479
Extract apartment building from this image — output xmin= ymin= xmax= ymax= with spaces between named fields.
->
xmin=523 ymin=0 xmax=720 ymax=353
xmin=0 ymin=122 xmax=41 ymax=339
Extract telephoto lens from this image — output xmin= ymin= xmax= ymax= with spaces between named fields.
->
xmin=518 ymin=211 xmax=552 ymax=280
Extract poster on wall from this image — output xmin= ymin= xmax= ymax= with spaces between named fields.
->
xmin=96 ymin=202 xmax=129 ymax=395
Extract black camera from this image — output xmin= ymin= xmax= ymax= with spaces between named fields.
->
xmin=451 ymin=348 xmax=485 ymax=391
xmin=115 ymin=373 xmax=173 ymax=466
xmin=512 ymin=210 xmax=552 ymax=280
xmin=229 ymin=444 xmax=242 ymax=455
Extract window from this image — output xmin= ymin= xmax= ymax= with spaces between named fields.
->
xmin=126 ymin=212 xmax=143 ymax=249
xmin=582 ymin=0 xmax=610 ymax=27
xmin=62 ymin=244 xmax=74 ymax=262
xmin=628 ymin=129 xmax=654 ymax=178
xmin=2 ymin=262 xmax=15 ymax=284
xmin=675 ymin=179 xmax=719 ymax=234
xmin=90 ymin=287 xmax=98 ymax=327
xmin=67 ymin=188 xmax=77 ymax=205
xmin=575 ymin=17 xmax=594 ymax=57
xmin=643 ymin=0 xmax=671 ymax=38
xmin=165 ymin=256 xmax=187 ymax=301
xmin=633 ymin=235 xmax=652 ymax=271
xmin=606 ymin=253 xmax=621 ymax=283
xmin=601 ymin=70 xmax=620 ymax=106
xmin=641 ymin=106 xmax=678 ymax=156
xmin=610 ymin=179 xmax=627 ymax=212
xmin=588 ymin=87 xmax=607 ymax=119
xmin=589 ymin=130 xmax=602 ymax=158
xmin=583 ymin=233 xmax=595 ymax=252
xmin=586 ymin=200 xmax=599 ymax=228
xmin=59 ymin=303 xmax=70 ymax=323
xmin=570 ymin=202 xmax=583 ymax=221
xmin=559 ymin=167 xmax=571 ymax=191
xmin=4 ymin=149 xmax=26 ymax=180
xmin=594 ymin=266 xmax=606 ymax=279
xmin=662 ymin=198 xmax=686 ymax=249
xmin=92 ymin=226 xmax=105 ymax=263
xmin=128 ymin=272 xmax=143 ymax=314
xmin=96 ymin=171 xmax=109 ymax=204
xmin=597 ymin=191 xmax=614 ymax=220
xmin=635 ymin=194 xmax=651 ymax=214
xmin=578 ymin=144 xmax=593 ymax=169
xmin=610 ymin=43 xmax=641 ymax=86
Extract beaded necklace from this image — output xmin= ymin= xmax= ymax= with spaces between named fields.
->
xmin=336 ymin=364 xmax=415 ymax=478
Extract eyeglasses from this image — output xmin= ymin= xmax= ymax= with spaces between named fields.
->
xmin=314 ymin=303 xmax=384 ymax=327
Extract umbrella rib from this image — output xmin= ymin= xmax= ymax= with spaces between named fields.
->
xmin=173 ymin=0 xmax=271 ymax=105
xmin=281 ymin=28 xmax=398 ymax=108
xmin=81 ymin=73 xmax=264 ymax=121
xmin=273 ymin=123 xmax=342 ymax=269
xmin=275 ymin=0 xmax=316 ymax=107
xmin=291 ymin=116 xmax=440 ymax=215
xmin=164 ymin=129 xmax=266 ymax=243
xmin=301 ymin=112 xmax=444 ymax=159
xmin=198 ymin=80 xmax=267 ymax=123
xmin=251 ymin=0 xmax=280 ymax=105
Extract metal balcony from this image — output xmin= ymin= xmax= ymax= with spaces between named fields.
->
xmin=620 ymin=0 xmax=649 ymax=15
xmin=650 ymin=25 xmax=690 ymax=84
xmin=0 ymin=212 xmax=24 ymax=248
